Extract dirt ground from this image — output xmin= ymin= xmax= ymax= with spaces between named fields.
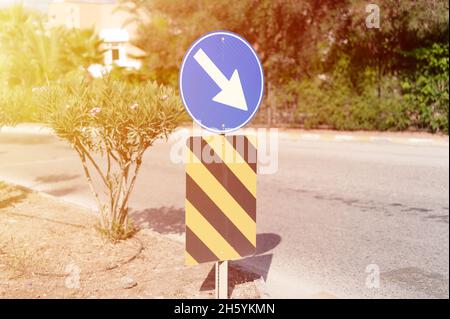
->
xmin=0 ymin=182 xmax=261 ymax=299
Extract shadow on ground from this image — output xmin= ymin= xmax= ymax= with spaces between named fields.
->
xmin=35 ymin=174 xmax=80 ymax=184
xmin=131 ymin=206 xmax=184 ymax=235
xmin=45 ymin=186 xmax=80 ymax=196
xmin=130 ymin=207 xmax=281 ymax=297
xmin=200 ymin=233 xmax=281 ymax=296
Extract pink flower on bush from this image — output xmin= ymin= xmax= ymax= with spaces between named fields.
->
xmin=160 ymin=94 xmax=168 ymax=101
xmin=129 ymin=103 xmax=139 ymax=110
xmin=89 ymin=107 xmax=102 ymax=117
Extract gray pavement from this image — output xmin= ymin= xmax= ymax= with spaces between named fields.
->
xmin=0 ymin=129 xmax=448 ymax=298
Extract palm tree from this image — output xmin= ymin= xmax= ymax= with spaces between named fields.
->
xmin=0 ymin=5 xmax=104 ymax=87
xmin=58 ymin=27 xmax=105 ymax=75
xmin=0 ymin=4 xmax=104 ymax=124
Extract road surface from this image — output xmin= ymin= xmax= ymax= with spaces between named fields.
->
xmin=0 ymin=129 xmax=448 ymax=298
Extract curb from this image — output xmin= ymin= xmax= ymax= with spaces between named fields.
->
xmin=2 ymin=124 xmax=448 ymax=147
xmin=0 ymin=176 xmax=97 ymax=213
xmin=1 ymin=124 xmax=53 ymax=135
xmin=278 ymin=131 xmax=449 ymax=147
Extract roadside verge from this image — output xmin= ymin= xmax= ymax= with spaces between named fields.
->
xmin=0 ymin=181 xmax=260 ymax=298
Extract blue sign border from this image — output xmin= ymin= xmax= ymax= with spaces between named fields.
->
xmin=179 ymin=30 xmax=265 ymax=134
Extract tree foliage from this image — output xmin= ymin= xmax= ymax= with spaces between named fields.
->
xmin=120 ymin=0 xmax=344 ymax=85
xmin=402 ymin=43 xmax=449 ymax=132
xmin=0 ymin=5 xmax=103 ymax=87
xmin=122 ymin=0 xmax=449 ymax=132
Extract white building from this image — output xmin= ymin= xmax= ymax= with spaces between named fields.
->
xmin=48 ymin=0 xmax=144 ymax=71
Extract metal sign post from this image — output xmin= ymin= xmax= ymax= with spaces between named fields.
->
xmin=215 ymin=136 xmax=229 ymax=300
xmin=215 ymin=260 xmax=228 ymax=299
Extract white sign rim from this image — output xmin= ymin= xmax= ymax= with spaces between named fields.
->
xmin=179 ymin=30 xmax=264 ymax=134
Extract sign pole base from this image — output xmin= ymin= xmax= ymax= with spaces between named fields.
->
xmin=215 ymin=260 xmax=228 ymax=299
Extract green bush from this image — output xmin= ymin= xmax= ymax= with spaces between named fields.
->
xmin=402 ymin=43 xmax=449 ymax=133
xmin=286 ymin=45 xmax=448 ymax=133
xmin=38 ymin=76 xmax=184 ymax=241
xmin=0 ymin=87 xmax=37 ymax=127
xmin=289 ymin=73 xmax=410 ymax=131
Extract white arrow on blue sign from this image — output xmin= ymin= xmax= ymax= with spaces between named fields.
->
xmin=179 ymin=31 xmax=264 ymax=134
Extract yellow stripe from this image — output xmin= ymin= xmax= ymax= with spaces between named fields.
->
xmin=204 ymin=135 xmax=256 ymax=197
xmin=185 ymin=251 xmax=198 ymax=265
xmin=186 ymin=199 xmax=240 ymax=260
xmin=186 ymin=149 xmax=256 ymax=246
xmin=321 ymin=134 xmax=334 ymax=141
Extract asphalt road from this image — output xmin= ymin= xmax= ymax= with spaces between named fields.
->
xmin=0 ymin=130 xmax=448 ymax=298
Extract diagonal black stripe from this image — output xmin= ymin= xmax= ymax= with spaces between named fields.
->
xmin=186 ymin=174 xmax=256 ymax=257
xmin=187 ymin=136 xmax=256 ymax=221
xmin=225 ymin=135 xmax=257 ymax=173
xmin=186 ymin=226 xmax=218 ymax=263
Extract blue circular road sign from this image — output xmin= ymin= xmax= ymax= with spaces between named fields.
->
xmin=179 ymin=31 xmax=264 ymax=134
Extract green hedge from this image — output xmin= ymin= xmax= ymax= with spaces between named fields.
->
xmin=280 ymin=44 xmax=449 ymax=133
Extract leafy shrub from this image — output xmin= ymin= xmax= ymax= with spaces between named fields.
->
xmin=402 ymin=43 xmax=449 ymax=133
xmin=0 ymin=87 xmax=37 ymax=127
xmin=289 ymin=44 xmax=448 ymax=133
xmin=290 ymin=73 xmax=409 ymax=131
xmin=38 ymin=76 xmax=184 ymax=241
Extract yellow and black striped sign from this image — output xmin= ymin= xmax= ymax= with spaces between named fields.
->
xmin=185 ymin=135 xmax=257 ymax=265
